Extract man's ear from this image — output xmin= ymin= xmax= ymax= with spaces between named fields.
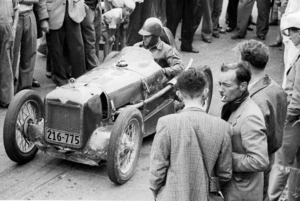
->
xmin=176 ymin=90 xmax=183 ymax=101
xmin=239 ymin=81 xmax=248 ymax=92
xmin=202 ymin=88 xmax=209 ymax=100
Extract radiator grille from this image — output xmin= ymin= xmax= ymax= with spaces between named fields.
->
xmin=46 ymin=101 xmax=82 ymax=134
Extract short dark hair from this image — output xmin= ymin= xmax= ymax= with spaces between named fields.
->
xmin=238 ymin=39 xmax=269 ymax=70
xmin=221 ymin=61 xmax=252 ymax=84
xmin=176 ymin=68 xmax=207 ymax=98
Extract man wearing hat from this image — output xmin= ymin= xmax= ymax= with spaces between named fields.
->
xmin=268 ymin=10 xmax=300 ymax=201
xmin=134 ymin=17 xmax=184 ymax=79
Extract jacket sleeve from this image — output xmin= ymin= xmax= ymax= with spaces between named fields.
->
xmin=164 ymin=47 xmax=184 ymax=78
xmin=287 ymin=59 xmax=300 ymax=120
xmin=149 ymin=118 xmax=170 ymax=198
xmin=215 ymin=124 xmax=232 ymax=185
xmin=232 ymin=114 xmax=269 ymax=172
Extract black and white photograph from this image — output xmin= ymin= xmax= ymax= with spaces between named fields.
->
xmin=0 ymin=0 xmax=299 ymax=200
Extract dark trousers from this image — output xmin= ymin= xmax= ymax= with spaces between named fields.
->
xmin=81 ymin=6 xmax=100 ymax=70
xmin=166 ymin=0 xmax=202 ymax=48
xmin=48 ymin=8 xmax=86 ymax=86
xmin=127 ymin=0 xmax=167 ymax=46
xmin=45 ymin=33 xmax=51 ymax=73
xmin=235 ymin=0 xmax=254 ymax=37
xmin=202 ymin=0 xmax=223 ymax=39
xmin=235 ymin=0 xmax=271 ymax=37
xmin=227 ymin=0 xmax=239 ymax=29
xmin=94 ymin=5 xmax=102 ymax=59
xmin=256 ymin=0 xmax=271 ymax=37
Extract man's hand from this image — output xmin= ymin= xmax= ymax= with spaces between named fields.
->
xmin=40 ymin=20 xmax=49 ymax=33
xmin=109 ymin=35 xmax=116 ymax=43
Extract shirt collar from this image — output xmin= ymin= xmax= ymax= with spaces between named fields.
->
xmin=249 ymin=74 xmax=271 ymax=96
xmin=181 ymin=106 xmax=205 ymax=113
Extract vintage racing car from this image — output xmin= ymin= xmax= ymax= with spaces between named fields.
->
xmin=3 ymin=46 xmax=213 ymax=184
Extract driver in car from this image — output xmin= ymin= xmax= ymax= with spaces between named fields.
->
xmin=134 ymin=17 xmax=184 ymax=79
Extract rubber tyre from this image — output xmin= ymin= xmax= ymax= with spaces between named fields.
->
xmin=3 ymin=90 xmax=44 ymax=164
xmin=107 ymin=107 xmax=143 ymax=185
xmin=202 ymin=65 xmax=213 ymax=113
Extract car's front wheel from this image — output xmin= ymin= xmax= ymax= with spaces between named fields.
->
xmin=107 ymin=107 xmax=143 ymax=185
xmin=3 ymin=90 xmax=43 ymax=164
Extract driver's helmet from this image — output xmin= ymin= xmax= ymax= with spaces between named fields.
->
xmin=138 ymin=17 xmax=163 ymax=37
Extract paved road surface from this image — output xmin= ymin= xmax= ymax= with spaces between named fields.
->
xmin=0 ymin=4 xmax=285 ymax=200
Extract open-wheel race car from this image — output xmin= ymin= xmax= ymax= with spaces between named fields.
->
xmin=3 ymin=46 xmax=213 ymax=184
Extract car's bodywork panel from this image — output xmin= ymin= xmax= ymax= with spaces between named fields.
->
xmin=28 ymin=47 xmax=176 ymax=166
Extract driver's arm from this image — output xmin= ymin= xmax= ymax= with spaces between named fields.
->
xmin=163 ymin=47 xmax=184 ymax=78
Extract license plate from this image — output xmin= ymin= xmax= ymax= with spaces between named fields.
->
xmin=46 ymin=128 xmax=81 ymax=146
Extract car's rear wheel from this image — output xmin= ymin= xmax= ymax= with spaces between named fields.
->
xmin=3 ymin=90 xmax=43 ymax=164
xmin=107 ymin=107 xmax=143 ymax=184
xmin=202 ymin=65 xmax=213 ymax=113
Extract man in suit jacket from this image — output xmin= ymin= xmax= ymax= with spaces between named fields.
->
xmin=219 ymin=61 xmax=269 ymax=200
xmin=46 ymin=0 xmax=86 ymax=86
xmin=237 ymin=39 xmax=287 ymax=201
xmin=150 ymin=68 xmax=232 ymax=201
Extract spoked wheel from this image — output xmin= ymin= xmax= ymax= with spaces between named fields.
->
xmin=107 ymin=107 xmax=143 ymax=184
xmin=202 ymin=65 xmax=213 ymax=113
xmin=3 ymin=90 xmax=43 ymax=164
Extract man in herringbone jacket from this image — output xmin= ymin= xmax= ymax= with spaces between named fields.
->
xmin=150 ymin=68 xmax=232 ymax=201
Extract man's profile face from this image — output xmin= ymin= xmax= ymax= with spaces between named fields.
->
xmin=143 ymin=35 xmax=152 ymax=47
xmin=218 ymin=70 xmax=243 ymax=103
